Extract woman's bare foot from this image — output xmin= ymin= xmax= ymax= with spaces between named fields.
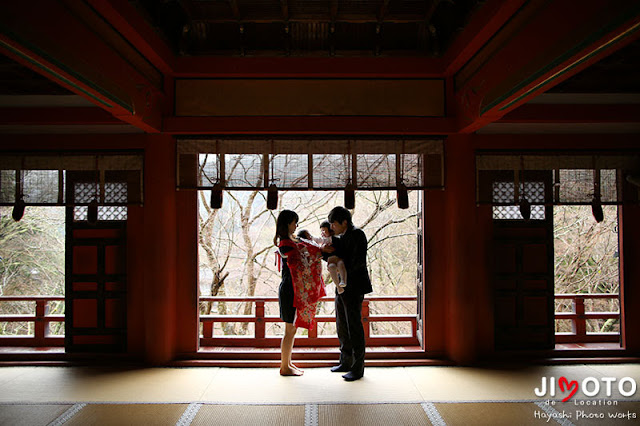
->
xmin=290 ymin=363 xmax=304 ymax=374
xmin=280 ymin=367 xmax=304 ymax=376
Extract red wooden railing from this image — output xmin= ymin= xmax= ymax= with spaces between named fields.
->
xmin=555 ymin=293 xmax=620 ymax=343
xmin=0 ymin=296 xmax=65 ymax=346
xmin=199 ymin=295 xmax=419 ymax=347
xmin=0 ymin=293 xmax=621 ymax=347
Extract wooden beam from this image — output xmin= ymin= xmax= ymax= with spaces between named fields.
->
xmin=85 ymin=0 xmax=175 ymax=75
xmin=173 ymin=57 xmax=445 ymax=78
xmin=498 ymin=104 xmax=640 ymax=124
xmin=443 ymin=0 xmax=527 ymax=77
xmin=191 ymin=15 xmax=427 ymax=24
xmin=0 ymin=1 xmax=165 ymax=133
xmin=454 ymin=0 xmax=640 ymax=133
xmin=472 ymin=133 xmax=640 ymax=151
xmin=163 ymin=116 xmax=456 ymax=135
xmin=0 ymin=107 xmax=124 ymax=126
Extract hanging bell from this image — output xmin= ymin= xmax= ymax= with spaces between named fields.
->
xmin=344 ymin=182 xmax=355 ymax=210
xmin=87 ymin=199 xmax=99 ymax=225
xmin=210 ymin=182 xmax=224 ymax=209
xmin=591 ymin=196 xmax=604 ymax=223
xmin=267 ymin=183 xmax=278 ymax=210
xmin=397 ymin=182 xmax=409 ymax=209
xmin=519 ymin=198 xmax=531 ymax=221
xmin=12 ymin=197 xmax=26 ymax=222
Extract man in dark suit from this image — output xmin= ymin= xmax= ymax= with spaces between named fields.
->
xmin=326 ymin=206 xmax=372 ymax=381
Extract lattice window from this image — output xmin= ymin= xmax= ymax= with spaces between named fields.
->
xmin=493 ymin=181 xmax=546 ymax=204
xmin=104 ymin=182 xmax=128 ymax=204
xmin=74 ymin=182 xmax=98 ymax=204
xmin=0 ymin=152 xmax=143 ymax=206
xmin=476 ymin=153 xmax=638 ymax=205
xmin=73 ymin=182 xmax=128 ymax=222
xmin=74 ymin=206 xmax=127 ymax=222
xmin=493 ymin=205 xmax=546 ymax=220
xmin=492 ymin=181 xmax=546 ymax=220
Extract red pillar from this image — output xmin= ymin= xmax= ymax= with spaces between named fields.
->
xmin=620 ymin=204 xmax=640 ymax=355
xmin=444 ymin=135 xmax=492 ymax=364
xmin=175 ymin=189 xmax=199 ymax=354
xmin=143 ymin=135 xmax=178 ymax=364
xmin=423 ymin=188 xmax=447 ymax=356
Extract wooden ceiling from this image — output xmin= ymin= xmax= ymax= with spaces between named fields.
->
xmin=133 ymin=0 xmax=480 ymax=56
xmin=1 ymin=0 xmax=638 ymax=135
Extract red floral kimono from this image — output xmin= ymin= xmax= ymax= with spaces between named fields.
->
xmin=278 ymin=239 xmax=326 ymax=329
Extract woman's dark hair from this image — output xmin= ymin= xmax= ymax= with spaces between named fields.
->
xmin=328 ymin=206 xmax=353 ymax=227
xmin=274 ymin=209 xmax=299 ymax=245
xmin=320 ymin=220 xmax=334 ymax=235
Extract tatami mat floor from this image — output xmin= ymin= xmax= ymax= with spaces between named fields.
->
xmin=0 ymin=364 xmax=638 ymax=425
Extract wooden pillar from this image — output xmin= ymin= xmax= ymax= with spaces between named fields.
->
xmin=620 ymin=203 xmax=640 ymax=355
xmin=443 ymin=135 xmax=492 ymax=365
xmin=176 ymin=188 xmax=199 ymax=354
xmin=423 ymin=188 xmax=447 ymax=355
xmin=143 ymin=135 xmax=178 ymax=365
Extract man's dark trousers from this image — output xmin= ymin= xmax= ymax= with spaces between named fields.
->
xmin=335 ymin=291 xmax=366 ymax=376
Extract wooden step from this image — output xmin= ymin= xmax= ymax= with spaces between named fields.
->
xmin=169 ymin=358 xmax=451 ymax=368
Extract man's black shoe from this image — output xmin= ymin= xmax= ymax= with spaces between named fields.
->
xmin=330 ymin=364 xmax=351 ymax=373
xmin=342 ymin=371 xmax=363 ymax=381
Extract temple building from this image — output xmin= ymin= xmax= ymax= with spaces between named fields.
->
xmin=0 ymin=0 xmax=639 ymax=368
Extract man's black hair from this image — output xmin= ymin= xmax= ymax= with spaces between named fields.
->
xmin=328 ymin=206 xmax=353 ymax=227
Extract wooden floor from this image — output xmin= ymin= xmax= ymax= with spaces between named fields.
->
xmin=0 ymin=364 xmax=638 ymax=424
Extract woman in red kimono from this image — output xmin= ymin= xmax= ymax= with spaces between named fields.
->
xmin=274 ymin=210 xmax=325 ymax=376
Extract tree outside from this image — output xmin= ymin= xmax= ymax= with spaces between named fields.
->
xmin=0 ymin=206 xmax=65 ymax=336
xmin=198 ymin=189 xmax=419 ymax=338
xmin=0 ymin=199 xmax=621 ymax=340
xmin=554 ymin=205 xmax=620 ymax=334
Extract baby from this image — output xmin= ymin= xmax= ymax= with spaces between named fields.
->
xmin=299 ymin=222 xmax=347 ymax=294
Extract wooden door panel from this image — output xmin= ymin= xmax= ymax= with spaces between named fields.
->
xmin=493 ymin=204 xmax=555 ymax=350
xmin=65 ymin=171 xmax=127 ymax=353
xmin=522 ymin=245 xmax=549 ymax=273
xmin=495 ymin=296 xmax=517 ymax=327
xmin=522 ymin=296 xmax=550 ymax=326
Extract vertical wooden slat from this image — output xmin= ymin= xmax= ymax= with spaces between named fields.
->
xmin=203 ymin=321 xmax=214 ymax=338
xmin=574 ymin=296 xmax=587 ymax=338
xmin=34 ymin=300 xmax=49 ymax=345
xmin=362 ymin=300 xmax=370 ymax=339
xmin=308 ymin=318 xmax=318 ymax=338
xmin=255 ymin=300 xmax=265 ymax=339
